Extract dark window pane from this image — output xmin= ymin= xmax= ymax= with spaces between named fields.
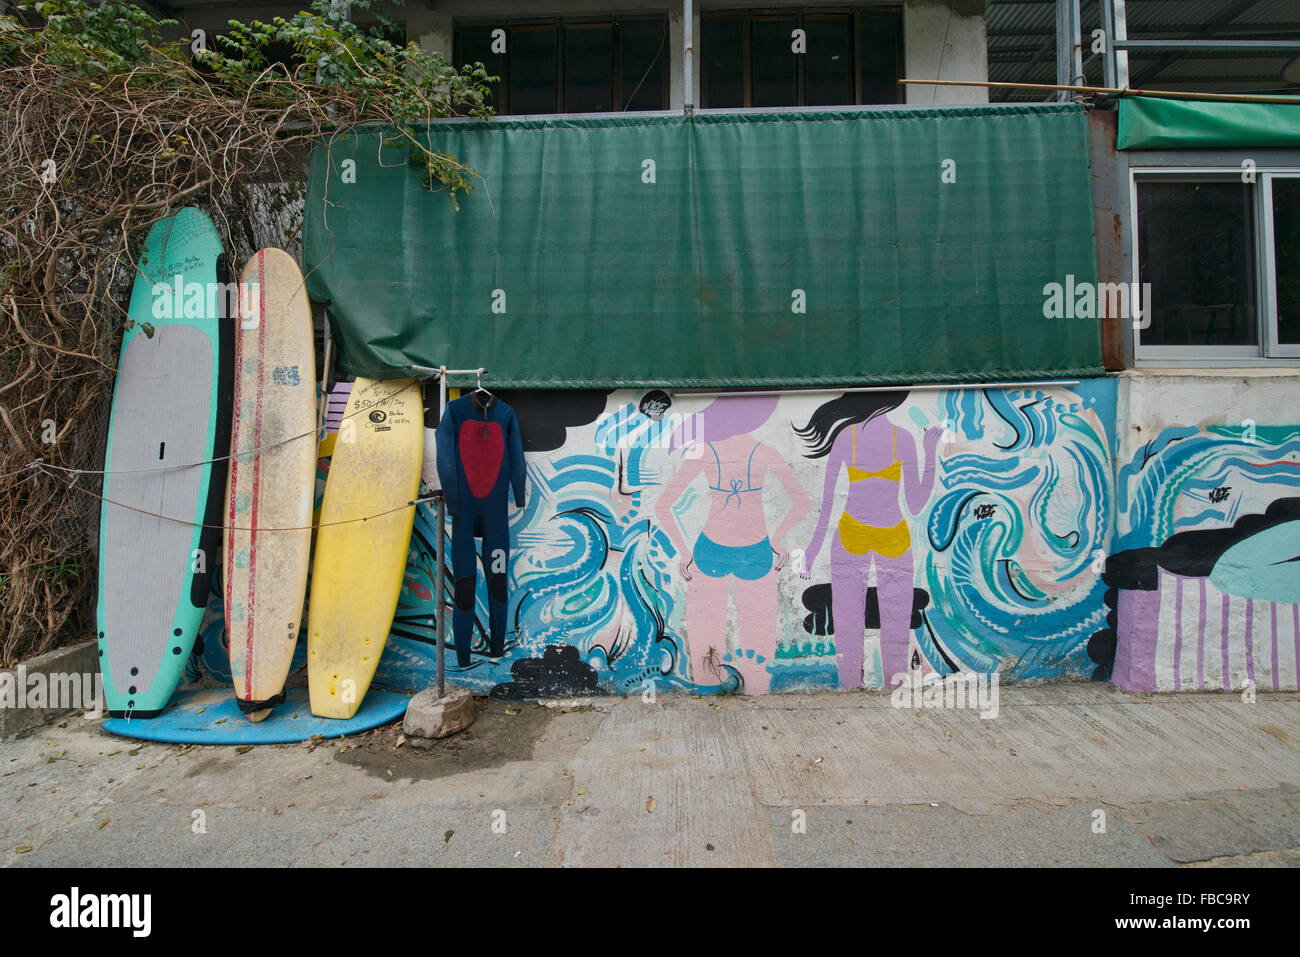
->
xmin=1274 ymin=179 xmax=1300 ymax=345
xmin=455 ymin=26 xmax=503 ymax=113
xmin=703 ymin=18 xmax=744 ymax=108
xmin=509 ymin=26 xmax=557 ymax=114
xmin=564 ymin=24 xmax=613 ymax=112
xmin=620 ymin=19 xmax=667 ymax=110
xmin=859 ymin=13 xmax=900 ymax=104
xmin=804 ymin=15 xmax=853 ymax=106
xmin=752 ymin=17 xmax=797 ymax=107
xmin=1138 ymin=181 xmax=1258 ymax=347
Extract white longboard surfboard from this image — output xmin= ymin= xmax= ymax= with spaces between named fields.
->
xmin=224 ymin=249 xmax=318 ymax=721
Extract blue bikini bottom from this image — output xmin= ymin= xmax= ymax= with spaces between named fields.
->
xmin=692 ymin=533 xmax=773 ymax=581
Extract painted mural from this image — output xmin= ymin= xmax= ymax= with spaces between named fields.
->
xmin=379 ymin=379 xmax=1118 ymax=697
xmin=181 ymin=379 xmax=1300 ymax=699
xmin=184 ymin=379 xmax=1120 ymax=698
xmin=1095 ymin=423 xmax=1300 ymax=693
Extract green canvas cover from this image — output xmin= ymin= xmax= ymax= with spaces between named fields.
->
xmin=1118 ymin=95 xmax=1300 ymax=151
xmin=303 ymin=104 xmax=1101 ymax=388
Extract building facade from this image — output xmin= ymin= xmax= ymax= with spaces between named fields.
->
xmin=165 ymin=0 xmax=1300 ymax=696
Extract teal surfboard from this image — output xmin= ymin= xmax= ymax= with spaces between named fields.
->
xmin=96 ymin=208 xmax=233 ymax=718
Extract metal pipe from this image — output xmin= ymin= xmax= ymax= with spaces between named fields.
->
xmin=405 ymin=364 xmax=486 ymax=378
xmin=434 ymin=493 xmax=446 ymax=698
xmin=1099 ymin=0 xmax=1117 ymax=89
xmin=1055 ymin=0 xmax=1082 ymax=103
xmin=436 ymin=366 xmax=448 ymax=697
xmin=1114 ymin=38 xmax=1300 ymax=51
xmin=1112 ymin=0 xmax=1130 ymax=88
xmin=683 ymin=0 xmax=694 ymax=114
xmin=317 ymin=320 xmax=332 ymax=436
xmin=1070 ymin=0 xmax=1083 ymax=91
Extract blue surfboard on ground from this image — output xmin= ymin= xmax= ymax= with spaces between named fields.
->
xmin=101 ymin=687 xmax=410 ymax=745
xmin=96 ymin=208 xmax=232 ymax=718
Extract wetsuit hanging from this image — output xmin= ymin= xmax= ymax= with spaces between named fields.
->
xmin=435 ymin=392 xmax=526 ymax=666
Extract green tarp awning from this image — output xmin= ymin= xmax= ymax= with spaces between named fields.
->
xmin=304 ymin=105 xmax=1101 ymax=388
xmin=1117 ymin=95 xmax=1300 ymax=150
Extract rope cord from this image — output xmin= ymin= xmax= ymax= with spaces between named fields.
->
xmin=51 ymin=469 xmax=438 ymax=531
xmin=0 ymin=378 xmax=423 ymax=482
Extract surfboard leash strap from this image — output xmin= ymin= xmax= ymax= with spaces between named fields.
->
xmin=236 ymin=691 xmax=287 ymax=714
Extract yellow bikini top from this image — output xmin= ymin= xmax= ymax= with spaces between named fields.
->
xmin=848 ymin=425 xmax=902 ymax=482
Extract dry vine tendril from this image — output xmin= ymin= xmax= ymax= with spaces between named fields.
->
xmin=0 ymin=0 xmax=496 ymax=664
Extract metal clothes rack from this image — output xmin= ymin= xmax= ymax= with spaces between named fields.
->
xmin=406 ymin=364 xmax=486 ymax=698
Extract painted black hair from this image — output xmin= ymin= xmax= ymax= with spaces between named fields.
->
xmin=795 ymin=391 xmax=908 ymax=459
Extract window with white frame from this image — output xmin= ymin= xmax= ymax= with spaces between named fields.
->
xmin=1132 ymin=170 xmax=1300 ymax=360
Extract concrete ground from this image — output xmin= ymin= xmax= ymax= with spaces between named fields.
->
xmin=2 ymin=683 xmax=1298 ymax=867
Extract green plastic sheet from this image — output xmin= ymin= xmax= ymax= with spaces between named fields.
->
xmin=304 ymin=105 xmax=1100 ymax=388
xmin=1118 ymin=95 xmax=1300 ymax=151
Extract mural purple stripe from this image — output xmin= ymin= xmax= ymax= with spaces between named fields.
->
xmin=1270 ymin=602 xmax=1279 ymax=692
xmin=1243 ymin=597 xmax=1256 ymax=690
xmin=1112 ymin=589 xmax=1130 ymax=689
xmin=1212 ymin=592 xmax=1225 ymax=693
xmin=1222 ymin=595 xmax=1232 ymax=691
xmin=1293 ymin=605 xmax=1299 ymax=691
xmin=1234 ymin=599 xmax=1247 ymax=692
xmin=1216 ymin=593 xmax=1228 ymax=692
xmin=1121 ymin=586 xmax=1160 ymax=692
xmin=1173 ymin=574 xmax=1183 ymax=693
xmin=1196 ymin=578 xmax=1207 ymax=691
xmin=1138 ymin=587 xmax=1159 ymax=691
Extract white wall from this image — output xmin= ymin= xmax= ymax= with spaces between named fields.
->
xmin=1115 ymin=369 xmax=1300 ymax=466
xmin=409 ymin=7 xmax=453 ymax=60
xmin=903 ymin=0 xmax=988 ymax=104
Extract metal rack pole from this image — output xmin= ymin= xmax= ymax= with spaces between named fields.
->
xmin=434 ymin=491 xmax=446 ymax=698
xmin=436 ymin=365 xmax=448 ymax=698
xmin=405 ymin=364 xmax=486 ymax=699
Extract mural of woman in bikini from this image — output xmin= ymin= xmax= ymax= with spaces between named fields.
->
xmin=656 ymin=394 xmax=811 ymax=693
xmin=797 ymin=392 xmax=942 ymax=690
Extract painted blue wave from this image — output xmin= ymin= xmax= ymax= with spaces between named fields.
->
xmin=923 ymin=393 xmax=1112 ymax=680
xmin=1118 ymin=427 xmax=1300 ymax=550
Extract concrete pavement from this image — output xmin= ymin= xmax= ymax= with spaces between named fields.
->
xmin=2 ymin=683 xmax=1298 ymax=867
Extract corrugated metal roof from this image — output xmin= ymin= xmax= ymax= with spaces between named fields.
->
xmin=1137 ymin=54 xmax=1295 ymax=77
xmin=1122 ymin=0 xmax=1265 ymax=31
xmin=987 ymin=1 xmax=1058 ymax=35
xmin=987 ymin=0 xmax=1300 ymax=100
xmin=989 ymin=0 xmax=1296 ymax=34
xmin=1240 ymin=0 xmax=1300 ymax=25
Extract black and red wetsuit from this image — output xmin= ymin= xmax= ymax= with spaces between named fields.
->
xmin=434 ymin=392 xmax=526 ymax=665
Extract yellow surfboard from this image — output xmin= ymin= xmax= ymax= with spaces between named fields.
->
xmin=224 ymin=249 xmax=317 ymax=721
xmin=307 ymin=377 xmax=422 ymax=719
